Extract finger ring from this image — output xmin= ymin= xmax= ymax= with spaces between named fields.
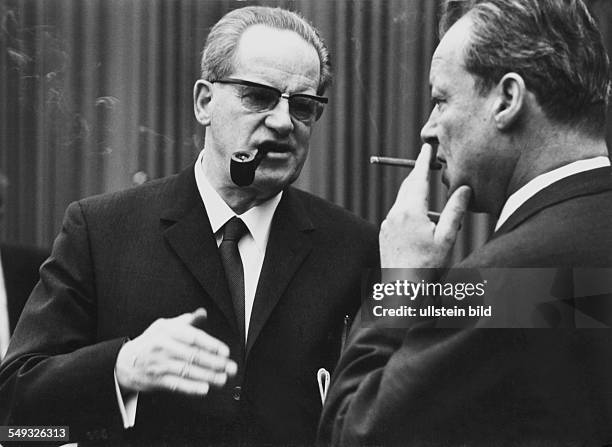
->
xmin=180 ymin=362 xmax=189 ymax=379
xmin=189 ymin=350 xmax=198 ymax=366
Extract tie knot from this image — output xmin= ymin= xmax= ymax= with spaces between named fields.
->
xmin=223 ymin=216 xmax=248 ymax=242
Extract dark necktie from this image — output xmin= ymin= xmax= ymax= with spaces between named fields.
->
xmin=219 ymin=217 xmax=248 ymax=344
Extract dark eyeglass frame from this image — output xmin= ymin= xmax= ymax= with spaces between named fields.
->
xmin=210 ymin=77 xmax=328 ymax=123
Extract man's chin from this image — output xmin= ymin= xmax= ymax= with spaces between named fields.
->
xmin=445 ymin=181 xmax=478 ymax=211
xmin=252 ymin=169 xmax=300 ymax=193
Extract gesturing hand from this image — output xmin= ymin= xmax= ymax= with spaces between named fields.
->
xmin=380 ymin=144 xmax=471 ymax=268
xmin=115 ymin=308 xmax=237 ymax=396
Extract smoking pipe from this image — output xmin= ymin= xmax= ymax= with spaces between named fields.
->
xmin=230 ymin=149 xmax=266 ymax=187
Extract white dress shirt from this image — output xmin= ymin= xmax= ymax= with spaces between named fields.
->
xmin=117 ymin=150 xmax=282 ymax=428
xmin=194 ymin=149 xmax=282 ymax=338
xmin=495 ymin=156 xmax=611 ymax=232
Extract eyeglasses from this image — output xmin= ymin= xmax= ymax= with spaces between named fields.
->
xmin=211 ymin=77 xmax=328 ymax=124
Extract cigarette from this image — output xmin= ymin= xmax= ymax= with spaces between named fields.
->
xmin=370 ymin=156 xmax=442 ymax=170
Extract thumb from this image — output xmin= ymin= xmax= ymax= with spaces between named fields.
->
xmin=188 ymin=308 xmax=208 ymax=327
xmin=174 ymin=308 xmax=207 ymax=325
xmin=434 ymin=185 xmax=471 ymax=248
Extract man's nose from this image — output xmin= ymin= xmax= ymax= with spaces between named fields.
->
xmin=420 ymin=115 xmax=438 ymax=148
xmin=265 ymin=98 xmax=294 ymax=136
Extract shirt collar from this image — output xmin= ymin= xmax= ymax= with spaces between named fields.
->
xmin=194 ymin=150 xmax=283 ymax=252
xmin=495 ymin=156 xmax=611 ymax=232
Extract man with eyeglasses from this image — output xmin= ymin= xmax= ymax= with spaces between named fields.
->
xmin=0 ymin=6 xmax=377 ymax=446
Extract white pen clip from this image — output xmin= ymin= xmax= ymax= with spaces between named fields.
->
xmin=317 ymin=367 xmax=331 ymax=405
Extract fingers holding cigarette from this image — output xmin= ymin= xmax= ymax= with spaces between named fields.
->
xmin=379 ymin=144 xmax=469 ymax=268
xmin=391 ymin=144 xmax=435 ymax=215
xmin=371 ymin=147 xmax=442 ymax=223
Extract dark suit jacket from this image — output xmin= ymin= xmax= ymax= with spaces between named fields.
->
xmin=0 ymin=166 xmax=378 ymax=445
xmin=318 ymin=167 xmax=612 ymax=446
xmin=0 ymin=244 xmax=48 ymax=333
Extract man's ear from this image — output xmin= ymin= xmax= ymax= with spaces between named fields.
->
xmin=492 ymin=72 xmax=526 ymax=130
xmin=194 ymin=79 xmax=213 ymax=126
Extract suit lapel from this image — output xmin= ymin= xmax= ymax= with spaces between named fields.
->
xmin=493 ymin=166 xmax=612 ymax=238
xmin=160 ymin=167 xmax=238 ymax=334
xmin=246 ymin=188 xmax=314 ymax=357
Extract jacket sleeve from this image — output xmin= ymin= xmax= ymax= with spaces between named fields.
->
xmin=317 ymin=308 xmax=520 ymax=446
xmin=0 ymin=201 xmax=127 ymax=441
xmin=317 ymin=308 xmax=405 ymax=446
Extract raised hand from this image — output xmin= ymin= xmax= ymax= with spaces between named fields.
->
xmin=380 ymin=144 xmax=471 ymax=268
xmin=115 ymin=308 xmax=237 ymax=396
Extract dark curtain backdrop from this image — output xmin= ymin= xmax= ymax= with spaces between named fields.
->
xmin=1 ymin=0 xmax=611 ymax=263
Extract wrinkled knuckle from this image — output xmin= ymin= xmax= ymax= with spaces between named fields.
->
xmin=145 ymin=363 xmax=166 ymax=380
xmin=148 ymin=320 xmax=168 ymax=335
xmin=441 ymin=233 xmax=455 ymax=247
xmin=212 ymin=357 xmax=226 ymax=371
xmin=156 ymin=338 xmax=174 ymax=355
xmin=198 ymin=351 xmax=213 ymax=366
xmin=150 ymin=341 xmax=165 ymax=355
xmin=197 ymin=356 xmax=212 ymax=370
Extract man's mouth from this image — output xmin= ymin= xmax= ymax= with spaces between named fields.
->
xmin=436 ymin=156 xmax=449 ymax=187
xmin=257 ymin=141 xmax=293 ymax=154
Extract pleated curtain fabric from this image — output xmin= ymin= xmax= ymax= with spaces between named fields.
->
xmin=1 ymin=0 xmax=611 ymax=261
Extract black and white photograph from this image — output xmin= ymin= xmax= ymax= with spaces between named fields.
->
xmin=0 ymin=0 xmax=611 ymax=445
